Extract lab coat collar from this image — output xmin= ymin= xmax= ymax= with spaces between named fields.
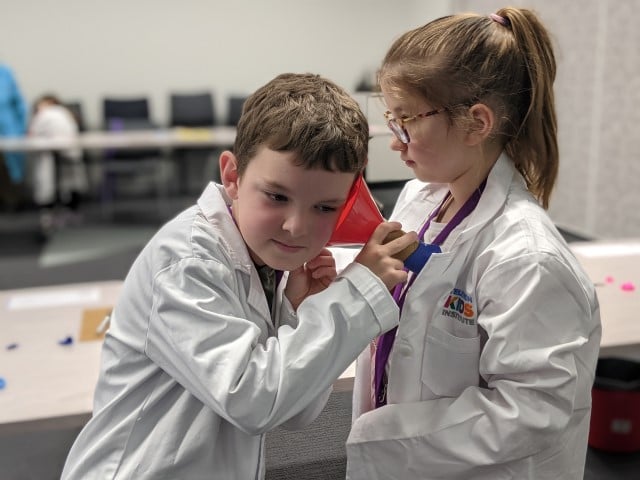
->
xmin=196 ymin=183 xmax=273 ymax=323
xmin=197 ymin=182 xmax=254 ymax=272
xmin=393 ymin=153 xmax=521 ymax=250
xmin=454 ymin=152 xmax=519 ymax=245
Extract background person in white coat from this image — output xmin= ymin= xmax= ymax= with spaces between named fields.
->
xmin=61 ymin=73 xmax=417 ymax=480
xmin=29 ymin=94 xmax=88 ymax=231
xmin=346 ymin=8 xmax=601 ymax=480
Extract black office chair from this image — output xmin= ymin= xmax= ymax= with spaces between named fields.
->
xmin=227 ymin=95 xmax=247 ymax=126
xmin=64 ymin=101 xmax=87 ymax=132
xmin=170 ymin=92 xmax=216 ymax=128
xmin=169 ymin=92 xmax=219 ymax=193
xmin=102 ymin=97 xmax=158 ymax=156
xmin=100 ymin=97 xmax=166 ymax=216
xmin=103 ymin=98 xmax=150 ymax=128
xmin=58 ymin=100 xmax=89 ymax=207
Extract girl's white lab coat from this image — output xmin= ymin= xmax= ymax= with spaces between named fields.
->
xmin=61 ymin=183 xmax=399 ymax=480
xmin=346 ymin=154 xmax=601 ymax=480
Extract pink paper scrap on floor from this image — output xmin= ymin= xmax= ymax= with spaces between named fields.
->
xmin=620 ymin=282 xmax=636 ymax=292
xmin=605 ymin=276 xmax=615 ymax=284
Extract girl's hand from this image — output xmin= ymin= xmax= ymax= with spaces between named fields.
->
xmin=355 ymin=221 xmax=417 ymax=290
xmin=285 ymin=248 xmax=337 ymax=310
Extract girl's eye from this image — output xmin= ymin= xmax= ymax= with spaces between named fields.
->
xmin=266 ymin=192 xmax=288 ymax=203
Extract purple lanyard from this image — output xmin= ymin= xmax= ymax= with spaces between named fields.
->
xmin=373 ymin=180 xmax=486 ymax=408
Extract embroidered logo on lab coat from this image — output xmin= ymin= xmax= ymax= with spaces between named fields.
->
xmin=441 ymin=288 xmax=475 ymax=325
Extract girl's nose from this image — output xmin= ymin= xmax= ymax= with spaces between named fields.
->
xmin=390 ymin=136 xmax=407 ymax=152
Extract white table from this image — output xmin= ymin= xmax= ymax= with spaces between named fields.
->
xmin=570 ymin=239 xmax=640 ymax=360
xmin=0 ymin=127 xmax=237 ymax=153
xmin=0 ymin=280 xmax=356 ymax=433
xmin=0 ymin=281 xmax=121 ymax=433
xmin=0 ymin=125 xmax=391 ymax=153
xmin=0 ymin=127 xmax=240 ymax=218
xmin=2 ymin=240 xmax=637 ymax=431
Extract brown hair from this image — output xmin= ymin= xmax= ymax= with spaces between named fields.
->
xmin=379 ymin=7 xmax=558 ymax=208
xmin=233 ymin=73 xmax=369 ymax=176
xmin=32 ymin=93 xmax=62 ymax=115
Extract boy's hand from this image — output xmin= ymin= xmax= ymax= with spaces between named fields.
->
xmin=285 ymin=248 xmax=337 ymax=310
xmin=355 ymin=222 xmax=417 ymax=290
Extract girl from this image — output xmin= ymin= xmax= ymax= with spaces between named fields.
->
xmin=346 ymin=8 xmax=601 ymax=479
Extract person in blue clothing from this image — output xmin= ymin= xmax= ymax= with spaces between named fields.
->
xmin=0 ymin=63 xmax=28 ymax=184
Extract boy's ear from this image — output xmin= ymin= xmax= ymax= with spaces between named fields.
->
xmin=465 ymin=103 xmax=495 ymax=146
xmin=220 ymin=150 xmax=240 ymax=199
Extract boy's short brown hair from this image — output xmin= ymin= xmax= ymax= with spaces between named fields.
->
xmin=233 ymin=73 xmax=368 ymax=176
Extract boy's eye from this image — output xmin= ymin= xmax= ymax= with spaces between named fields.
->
xmin=266 ymin=192 xmax=288 ymax=203
xmin=316 ymin=204 xmax=338 ymax=213
xmin=264 ymin=190 xmax=337 ymax=213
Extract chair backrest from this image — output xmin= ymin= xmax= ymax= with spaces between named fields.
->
xmin=170 ymin=92 xmax=216 ymax=127
xmin=227 ymin=95 xmax=247 ymax=126
xmin=103 ymin=97 xmax=151 ymax=129
xmin=64 ymin=101 xmax=86 ymax=132
xmin=102 ymin=97 xmax=157 ymax=159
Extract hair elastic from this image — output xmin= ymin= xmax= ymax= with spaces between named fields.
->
xmin=489 ymin=13 xmax=510 ymax=27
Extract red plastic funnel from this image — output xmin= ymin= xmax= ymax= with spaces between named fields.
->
xmin=328 ymin=175 xmax=384 ymax=246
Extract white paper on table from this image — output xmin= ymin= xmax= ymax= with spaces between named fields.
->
xmin=571 ymin=242 xmax=640 ymax=258
xmin=7 ymin=287 xmax=101 ymax=311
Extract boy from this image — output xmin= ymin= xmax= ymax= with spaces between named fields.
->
xmin=61 ymin=73 xmax=416 ymax=479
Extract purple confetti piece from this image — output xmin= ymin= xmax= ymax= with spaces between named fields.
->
xmin=58 ymin=336 xmax=74 ymax=346
xmin=5 ymin=343 xmax=18 ymax=350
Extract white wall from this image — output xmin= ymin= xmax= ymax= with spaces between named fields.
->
xmin=0 ymin=0 xmax=450 ymax=129
xmin=453 ymin=0 xmax=640 ymax=240
xmin=4 ymin=0 xmax=637 ymax=239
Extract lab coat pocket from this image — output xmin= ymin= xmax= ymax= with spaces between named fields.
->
xmin=421 ymin=326 xmax=480 ymax=398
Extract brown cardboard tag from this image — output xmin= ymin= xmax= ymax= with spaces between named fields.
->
xmin=79 ymin=307 xmax=112 ymax=342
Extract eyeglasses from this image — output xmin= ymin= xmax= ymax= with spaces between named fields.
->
xmin=384 ymin=108 xmax=445 ymax=144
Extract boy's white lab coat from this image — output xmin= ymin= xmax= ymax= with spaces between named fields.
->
xmin=347 ymin=154 xmax=601 ymax=480
xmin=61 ymin=183 xmax=398 ymax=480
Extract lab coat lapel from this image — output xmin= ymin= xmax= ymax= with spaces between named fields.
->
xmin=246 ymin=267 xmax=275 ymax=330
xmin=388 ymin=155 xmax=517 ymax=402
xmin=390 ymin=250 xmax=459 ymax=402
xmin=197 ymin=182 xmax=275 ymax=333
xmin=454 ymin=153 xmax=517 ymax=246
